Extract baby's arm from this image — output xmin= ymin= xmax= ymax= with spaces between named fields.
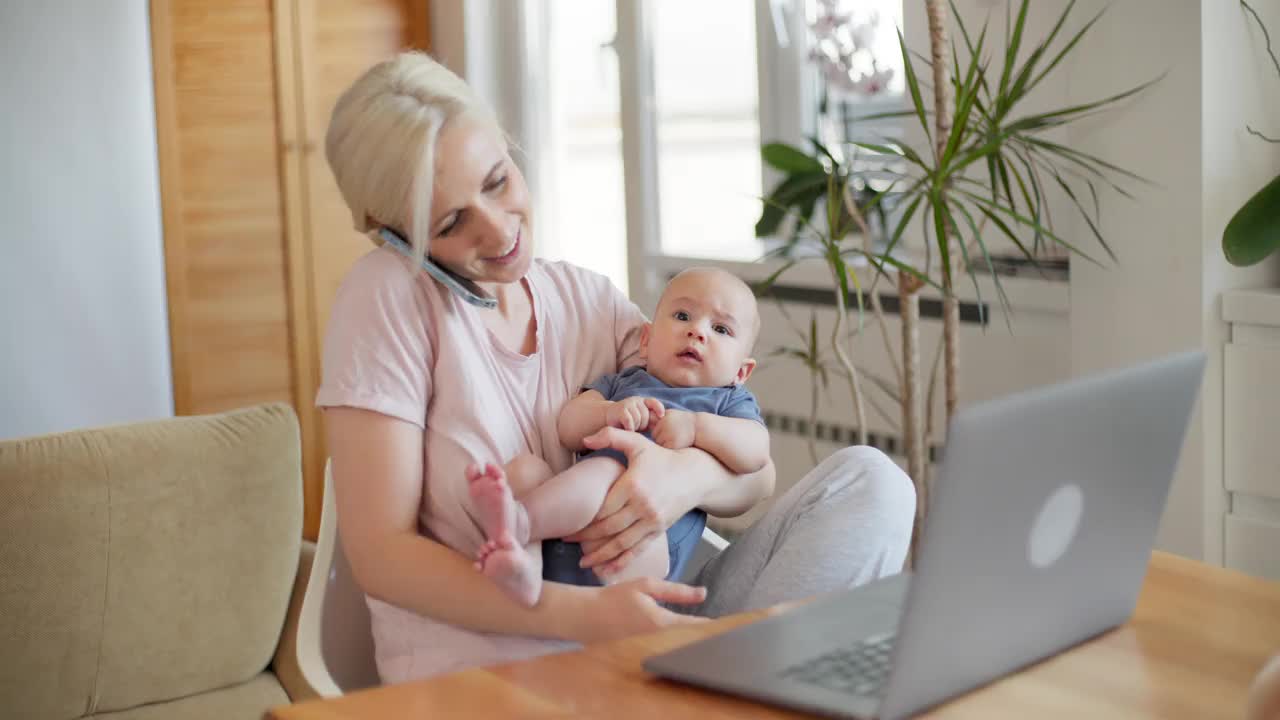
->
xmin=654 ymin=411 xmax=770 ymax=475
xmin=558 ymin=390 xmax=665 ymax=450
xmin=557 ymin=389 xmax=613 ymax=451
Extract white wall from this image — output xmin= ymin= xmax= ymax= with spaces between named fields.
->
xmin=1201 ymin=0 xmax=1280 ymax=563
xmin=0 ymin=1 xmax=172 ymax=440
xmin=1066 ymin=0 xmax=1280 ymax=560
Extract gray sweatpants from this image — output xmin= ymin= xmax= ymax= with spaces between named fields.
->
xmin=692 ymin=446 xmax=917 ymax=616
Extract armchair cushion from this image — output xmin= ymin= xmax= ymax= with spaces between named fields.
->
xmin=0 ymin=403 xmax=303 ymax=718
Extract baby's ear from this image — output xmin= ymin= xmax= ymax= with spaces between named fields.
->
xmin=638 ymin=322 xmax=653 ymax=359
xmin=735 ymin=357 xmax=757 ymax=385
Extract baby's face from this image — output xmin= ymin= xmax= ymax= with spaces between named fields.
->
xmin=641 ymin=270 xmax=758 ymax=388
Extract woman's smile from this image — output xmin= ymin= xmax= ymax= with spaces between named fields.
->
xmin=485 ymin=228 xmax=522 ymax=265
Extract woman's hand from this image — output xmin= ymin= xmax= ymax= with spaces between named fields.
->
xmin=566 ymin=427 xmax=704 ymax=574
xmin=574 ymin=577 xmax=708 ymax=643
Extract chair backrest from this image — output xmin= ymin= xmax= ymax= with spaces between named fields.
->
xmin=295 ymin=461 xmax=380 ymax=697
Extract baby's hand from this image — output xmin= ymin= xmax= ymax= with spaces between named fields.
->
xmin=652 ymin=409 xmax=697 ymax=450
xmin=606 ymin=396 xmax=665 ymax=432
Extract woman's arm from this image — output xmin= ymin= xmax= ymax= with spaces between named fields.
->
xmin=326 ymin=406 xmax=706 ymax=641
xmin=566 ymin=428 xmax=775 ymax=572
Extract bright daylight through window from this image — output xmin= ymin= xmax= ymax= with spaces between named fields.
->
xmin=538 ymin=0 xmax=904 ymax=294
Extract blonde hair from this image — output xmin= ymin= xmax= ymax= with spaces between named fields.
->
xmin=324 ymin=51 xmax=503 ymax=266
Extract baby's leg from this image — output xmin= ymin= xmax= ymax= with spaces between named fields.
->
xmin=597 ymin=534 xmax=670 ymax=585
xmin=518 ymin=456 xmax=668 ymax=584
xmin=519 ymin=456 xmax=624 ymax=541
xmin=467 ymin=463 xmax=540 ymax=606
xmin=504 ymin=453 xmax=555 ymax=498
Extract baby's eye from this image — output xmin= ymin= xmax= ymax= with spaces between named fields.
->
xmin=485 ymin=174 xmax=509 ymax=192
xmin=713 ymin=324 xmax=732 ymax=336
xmin=674 ymin=311 xmax=690 ymax=321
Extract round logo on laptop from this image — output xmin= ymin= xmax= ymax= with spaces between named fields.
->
xmin=1028 ymin=483 xmax=1084 ymax=568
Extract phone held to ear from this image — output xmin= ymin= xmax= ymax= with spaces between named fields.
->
xmin=377 ymin=226 xmax=498 ymax=309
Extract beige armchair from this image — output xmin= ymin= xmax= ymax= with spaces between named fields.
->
xmin=0 ymin=403 xmax=317 ymax=719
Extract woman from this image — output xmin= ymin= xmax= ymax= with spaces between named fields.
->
xmin=317 ymin=52 xmax=915 ymax=684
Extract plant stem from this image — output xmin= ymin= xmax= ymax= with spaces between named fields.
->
xmin=899 ymin=272 xmax=926 ymax=565
xmin=1241 ymin=0 xmax=1280 ymax=81
xmin=808 ymin=375 xmax=820 ymax=466
xmin=927 ymin=0 xmax=960 ymax=432
xmin=832 ymin=271 xmax=869 ymax=447
xmin=842 ymin=185 xmax=904 ymax=389
xmin=924 ymin=329 xmax=946 ymax=450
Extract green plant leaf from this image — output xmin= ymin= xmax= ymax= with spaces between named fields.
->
xmin=930 ymin=191 xmax=955 ymax=288
xmin=1024 ymin=137 xmax=1149 ymax=190
xmin=1223 ymin=172 xmax=1280 ymax=266
xmin=941 ymin=200 xmax=997 ymax=329
xmin=841 ymin=109 xmax=918 ymax=124
xmin=954 ymin=200 xmax=1010 ymax=329
xmin=848 ymin=248 xmax=944 ymax=294
xmin=898 ymin=28 xmax=933 ymax=146
xmin=959 ymin=188 xmax=1103 ymax=265
xmin=807 ymin=135 xmax=840 ymax=167
xmin=755 ymin=172 xmax=829 ymax=237
xmin=1006 ymin=74 xmax=1163 ymax=134
xmin=997 ymin=0 xmax=1031 ymax=115
xmin=755 ymin=201 xmax=787 ymax=237
xmin=753 ymin=259 xmax=799 ymax=297
xmin=942 ymin=28 xmax=989 ymax=166
xmin=1031 ymin=4 xmax=1106 ymax=90
xmin=1039 ymin=157 xmax=1116 ymax=262
xmin=884 ymin=193 xmax=926 ymax=259
xmin=762 ymin=143 xmax=824 ymax=173
xmin=973 ymin=199 xmax=1036 ymax=260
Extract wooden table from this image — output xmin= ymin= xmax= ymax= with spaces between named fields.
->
xmin=269 ymin=552 xmax=1280 ymax=719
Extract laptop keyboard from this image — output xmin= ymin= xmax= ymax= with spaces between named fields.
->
xmin=779 ymin=632 xmax=896 ymax=697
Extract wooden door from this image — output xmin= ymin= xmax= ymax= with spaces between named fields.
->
xmin=151 ymin=0 xmax=295 ymax=418
xmin=279 ymin=0 xmax=431 ymax=536
xmin=154 ymin=0 xmax=430 ymax=539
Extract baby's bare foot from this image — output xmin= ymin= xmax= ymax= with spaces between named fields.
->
xmin=475 ymin=536 xmax=542 ymax=606
xmin=467 ymin=463 xmax=539 ymax=605
xmin=466 ymin=462 xmax=529 ymax=546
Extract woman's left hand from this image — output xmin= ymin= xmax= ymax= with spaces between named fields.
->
xmin=565 ymin=427 xmax=703 ymax=575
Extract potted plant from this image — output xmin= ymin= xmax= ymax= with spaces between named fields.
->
xmin=756 ymin=0 xmax=1154 ymax=553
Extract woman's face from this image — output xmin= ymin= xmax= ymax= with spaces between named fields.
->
xmin=425 ymin=117 xmax=533 ymax=288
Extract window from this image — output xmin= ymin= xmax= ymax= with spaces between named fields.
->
xmin=533 ymin=0 xmax=904 ymax=301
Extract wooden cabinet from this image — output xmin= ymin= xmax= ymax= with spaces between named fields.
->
xmin=150 ymin=0 xmax=429 ymax=538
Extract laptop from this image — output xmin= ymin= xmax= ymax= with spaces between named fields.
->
xmin=644 ymin=351 xmax=1206 ymax=719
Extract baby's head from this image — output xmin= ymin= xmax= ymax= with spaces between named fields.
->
xmin=640 ymin=268 xmax=760 ymax=388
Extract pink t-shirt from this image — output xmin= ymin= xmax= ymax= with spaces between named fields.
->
xmin=316 ymin=247 xmax=645 ymax=682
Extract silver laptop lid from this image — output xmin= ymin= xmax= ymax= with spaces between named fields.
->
xmin=878 ymin=350 xmax=1206 ymax=719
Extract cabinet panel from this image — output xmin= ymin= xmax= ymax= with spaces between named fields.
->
xmin=1224 ymin=343 xmax=1280 ymax=500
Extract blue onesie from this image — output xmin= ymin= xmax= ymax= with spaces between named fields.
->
xmin=542 ymin=366 xmax=764 ymax=585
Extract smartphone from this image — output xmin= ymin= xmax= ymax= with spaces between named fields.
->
xmin=376 ymin=227 xmax=497 ymax=309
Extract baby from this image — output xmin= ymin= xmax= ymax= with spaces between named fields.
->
xmin=466 ymin=267 xmax=771 ymax=606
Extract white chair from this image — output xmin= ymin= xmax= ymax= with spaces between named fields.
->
xmin=295 ymin=460 xmax=729 ymax=696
